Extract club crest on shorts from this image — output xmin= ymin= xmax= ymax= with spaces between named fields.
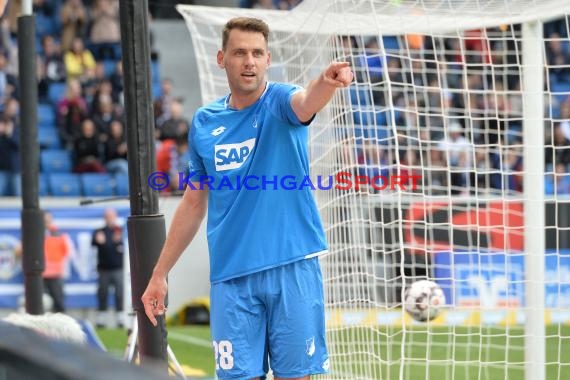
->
xmin=306 ymin=336 xmax=315 ymax=356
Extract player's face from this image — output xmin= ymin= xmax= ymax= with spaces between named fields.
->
xmin=218 ymin=29 xmax=270 ymax=98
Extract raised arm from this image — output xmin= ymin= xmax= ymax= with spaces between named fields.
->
xmin=142 ymin=185 xmax=208 ymax=326
xmin=291 ymin=61 xmax=354 ymax=123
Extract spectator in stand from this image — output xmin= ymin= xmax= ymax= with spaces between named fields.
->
xmin=253 ymin=0 xmax=276 ymax=9
xmin=0 ymin=52 xmax=17 ymax=112
xmin=156 ymin=97 xmax=189 ymax=141
xmin=546 ymin=32 xmax=570 ymax=84
xmin=544 ymin=17 xmax=569 ymax=38
xmin=438 ymin=121 xmax=472 ymax=193
xmin=109 ymin=60 xmax=124 ymax=104
xmin=470 ymin=146 xmax=499 ymax=195
xmin=83 ymin=61 xmax=109 ymax=99
xmin=156 ymin=138 xmax=177 ymax=192
xmin=57 ymin=78 xmax=88 ymax=148
xmin=358 ymin=141 xmax=391 ymax=193
xmin=91 ymin=79 xmax=114 ymax=115
xmin=88 ymin=0 xmax=121 ymax=60
xmin=153 ymin=78 xmax=174 ymax=123
xmin=397 ymin=150 xmax=422 ymax=192
xmin=43 ymin=211 xmax=71 ymax=313
xmin=0 ymin=53 xmax=7 ymax=112
xmin=545 ymin=162 xmax=570 ymax=195
xmin=0 ymin=18 xmax=17 ymax=77
xmin=364 ymin=38 xmax=383 ymax=81
xmin=464 ymin=29 xmax=492 ymax=65
xmin=424 ymin=148 xmax=448 ymax=195
xmin=4 ymin=97 xmax=19 ymax=127
xmin=156 ymin=123 xmax=191 ymax=193
xmin=239 ymin=0 xmax=253 ymax=8
xmin=337 ymin=35 xmax=359 ymax=62
xmin=33 ymin=0 xmax=58 ymax=18
xmin=559 ymin=98 xmax=570 ymax=140
xmin=0 ymin=115 xmax=17 ymax=195
xmin=64 ymin=37 xmax=96 ymax=84
xmin=40 ymin=35 xmax=66 ymax=83
xmin=278 ymin=0 xmax=301 ymax=10
xmin=73 ymin=118 xmax=105 ymax=173
xmin=104 ymin=119 xmax=128 ymax=175
xmin=242 ymin=0 xmax=303 ymax=8
xmin=60 ymin=0 xmax=87 ymax=52
xmin=3 ymin=103 xmax=19 ymax=180
xmin=169 ymin=135 xmax=191 ymax=192
xmin=91 ymin=93 xmax=115 ymax=138
xmin=546 ymin=123 xmax=570 ymax=167
xmin=38 ymin=35 xmax=66 ymax=101
xmin=491 ymin=143 xmax=523 ymax=193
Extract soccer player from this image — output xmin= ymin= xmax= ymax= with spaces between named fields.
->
xmin=142 ymin=17 xmax=353 ymax=379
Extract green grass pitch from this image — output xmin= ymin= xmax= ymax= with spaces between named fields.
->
xmin=96 ymin=325 xmax=570 ymax=379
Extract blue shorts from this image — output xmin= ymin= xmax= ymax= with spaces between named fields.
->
xmin=210 ymin=257 xmax=329 ymax=379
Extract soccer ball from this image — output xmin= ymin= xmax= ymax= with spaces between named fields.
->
xmin=403 ymin=280 xmax=446 ymax=322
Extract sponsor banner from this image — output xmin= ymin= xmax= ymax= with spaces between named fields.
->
xmin=433 ymin=250 xmax=570 ymax=308
xmin=324 ymin=308 xmax=570 ymax=327
xmin=404 ymin=201 xmax=525 ymax=254
xmin=0 ymin=206 xmax=130 ymax=309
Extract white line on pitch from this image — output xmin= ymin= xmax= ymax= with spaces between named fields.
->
xmin=168 ymin=332 xmax=211 ymax=348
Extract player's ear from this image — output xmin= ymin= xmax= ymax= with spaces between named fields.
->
xmin=266 ymin=51 xmax=271 ymax=68
xmin=217 ymin=50 xmax=225 ymax=69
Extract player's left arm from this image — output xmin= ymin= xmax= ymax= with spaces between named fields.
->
xmin=291 ymin=61 xmax=354 ymax=123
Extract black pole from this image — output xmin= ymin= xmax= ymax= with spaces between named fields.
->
xmin=18 ymin=13 xmax=44 ymax=315
xmin=119 ymin=0 xmax=168 ymax=367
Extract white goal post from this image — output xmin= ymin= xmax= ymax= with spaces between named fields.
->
xmin=178 ymin=1 xmax=570 ymax=379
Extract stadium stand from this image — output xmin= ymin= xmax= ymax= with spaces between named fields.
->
xmin=0 ymin=0 xmax=566 ymax=200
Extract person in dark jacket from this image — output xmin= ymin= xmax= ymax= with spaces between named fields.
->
xmin=91 ymin=208 xmax=124 ymax=328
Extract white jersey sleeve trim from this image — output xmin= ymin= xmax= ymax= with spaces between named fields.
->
xmin=304 ymin=249 xmax=329 ymax=259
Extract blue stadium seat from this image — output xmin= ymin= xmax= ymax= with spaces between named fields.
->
xmin=38 ymin=128 xmax=61 ymax=150
xmin=38 ymin=104 xmax=56 ymax=127
xmin=349 ymin=86 xmax=372 ymax=107
xmin=382 ymin=36 xmax=400 ymax=51
xmin=12 ymin=173 xmax=49 ymax=196
xmin=40 ymin=149 xmax=73 ymax=173
xmin=114 ymin=173 xmax=129 ymax=196
xmin=48 ymin=82 xmax=67 ymax=105
xmin=48 ymin=173 xmax=81 ymax=196
xmin=353 ymin=107 xmax=376 ymax=125
xmin=80 ymin=173 xmax=114 ymax=197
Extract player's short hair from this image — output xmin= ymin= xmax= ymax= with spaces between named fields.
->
xmin=222 ymin=17 xmax=269 ymax=51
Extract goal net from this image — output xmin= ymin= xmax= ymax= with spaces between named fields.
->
xmin=178 ymin=1 xmax=570 ymax=379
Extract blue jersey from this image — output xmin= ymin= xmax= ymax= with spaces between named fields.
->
xmin=188 ymin=82 xmax=328 ymax=283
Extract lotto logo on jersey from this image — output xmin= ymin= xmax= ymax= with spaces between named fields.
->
xmin=214 ymin=138 xmax=256 ymax=171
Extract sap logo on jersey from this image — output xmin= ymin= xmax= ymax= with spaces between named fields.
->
xmin=214 ymin=138 xmax=256 ymax=171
